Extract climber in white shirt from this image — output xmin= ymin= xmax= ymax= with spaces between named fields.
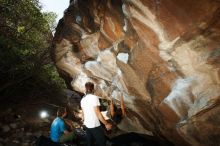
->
xmin=81 ymin=82 xmax=112 ymax=146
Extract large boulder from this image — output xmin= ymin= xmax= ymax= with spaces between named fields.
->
xmin=52 ymin=0 xmax=220 ymax=145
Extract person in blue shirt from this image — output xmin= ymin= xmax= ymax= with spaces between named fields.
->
xmin=50 ymin=108 xmax=75 ymax=143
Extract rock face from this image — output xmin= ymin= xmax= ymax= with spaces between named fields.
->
xmin=52 ymin=0 xmax=220 ymax=145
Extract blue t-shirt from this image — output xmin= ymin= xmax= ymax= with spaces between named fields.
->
xmin=50 ymin=117 xmax=66 ymax=142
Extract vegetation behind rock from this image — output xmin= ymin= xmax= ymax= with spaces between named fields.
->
xmin=0 ymin=0 xmax=66 ymax=101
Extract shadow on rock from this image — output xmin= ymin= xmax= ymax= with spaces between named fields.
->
xmin=109 ymin=132 xmax=174 ymax=146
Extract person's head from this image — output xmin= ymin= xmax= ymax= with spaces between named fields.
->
xmin=57 ymin=108 xmax=67 ymax=118
xmin=85 ymin=82 xmax=94 ymax=94
xmin=113 ymin=107 xmax=123 ymax=124
xmin=116 ymin=108 xmax=122 ymax=116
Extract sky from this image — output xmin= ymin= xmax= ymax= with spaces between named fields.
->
xmin=39 ymin=0 xmax=69 ymax=23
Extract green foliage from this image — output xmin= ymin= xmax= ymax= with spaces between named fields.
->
xmin=43 ymin=12 xmax=58 ymax=33
xmin=0 ymin=0 xmax=66 ymax=100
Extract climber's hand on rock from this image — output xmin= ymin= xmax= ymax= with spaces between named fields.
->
xmin=105 ymin=123 xmax=112 ymax=131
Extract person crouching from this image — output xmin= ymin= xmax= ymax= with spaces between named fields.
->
xmin=50 ymin=108 xmax=75 ymax=143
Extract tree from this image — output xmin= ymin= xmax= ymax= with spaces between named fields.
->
xmin=43 ymin=12 xmax=58 ymax=33
xmin=0 ymin=0 xmax=65 ymax=100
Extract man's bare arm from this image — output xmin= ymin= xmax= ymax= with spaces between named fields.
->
xmin=81 ymin=110 xmax=84 ymax=122
xmin=94 ymin=106 xmax=111 ymax=130
xmin=120 ymin=93 xmax=125 ymax=117
xmin=63 ymin=130 xmax=70 ymax=135
xmin=110 ymin=99 xmax=115 ymax=117
xmin=64 ymin=119 xmax=74 ymax=130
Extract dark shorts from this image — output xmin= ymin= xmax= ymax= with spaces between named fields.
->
xmin=85 ymin=126 xmax=106 ymax=146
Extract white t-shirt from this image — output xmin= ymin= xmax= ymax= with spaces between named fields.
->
xmin=80 ymin=94 xmax=101 ymax=128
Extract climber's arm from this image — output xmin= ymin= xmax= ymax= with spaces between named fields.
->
xmin=120 ymin=93 xmax=125 ymax=117
xmin=110 ymin=99 xmax=115 ymax=117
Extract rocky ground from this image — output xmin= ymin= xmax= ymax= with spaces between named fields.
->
xmin=0 ymin=102 xmax=87 ymax=146
xmin=0 ymin=94 xmax=73 ymax=146
xmin=0 ymin=107 xmax=48 ymax=146
xmin=0 ymin=92 xmax=174 ymax=146
xmin=0 ymin=109 xmax=172 ymax=146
